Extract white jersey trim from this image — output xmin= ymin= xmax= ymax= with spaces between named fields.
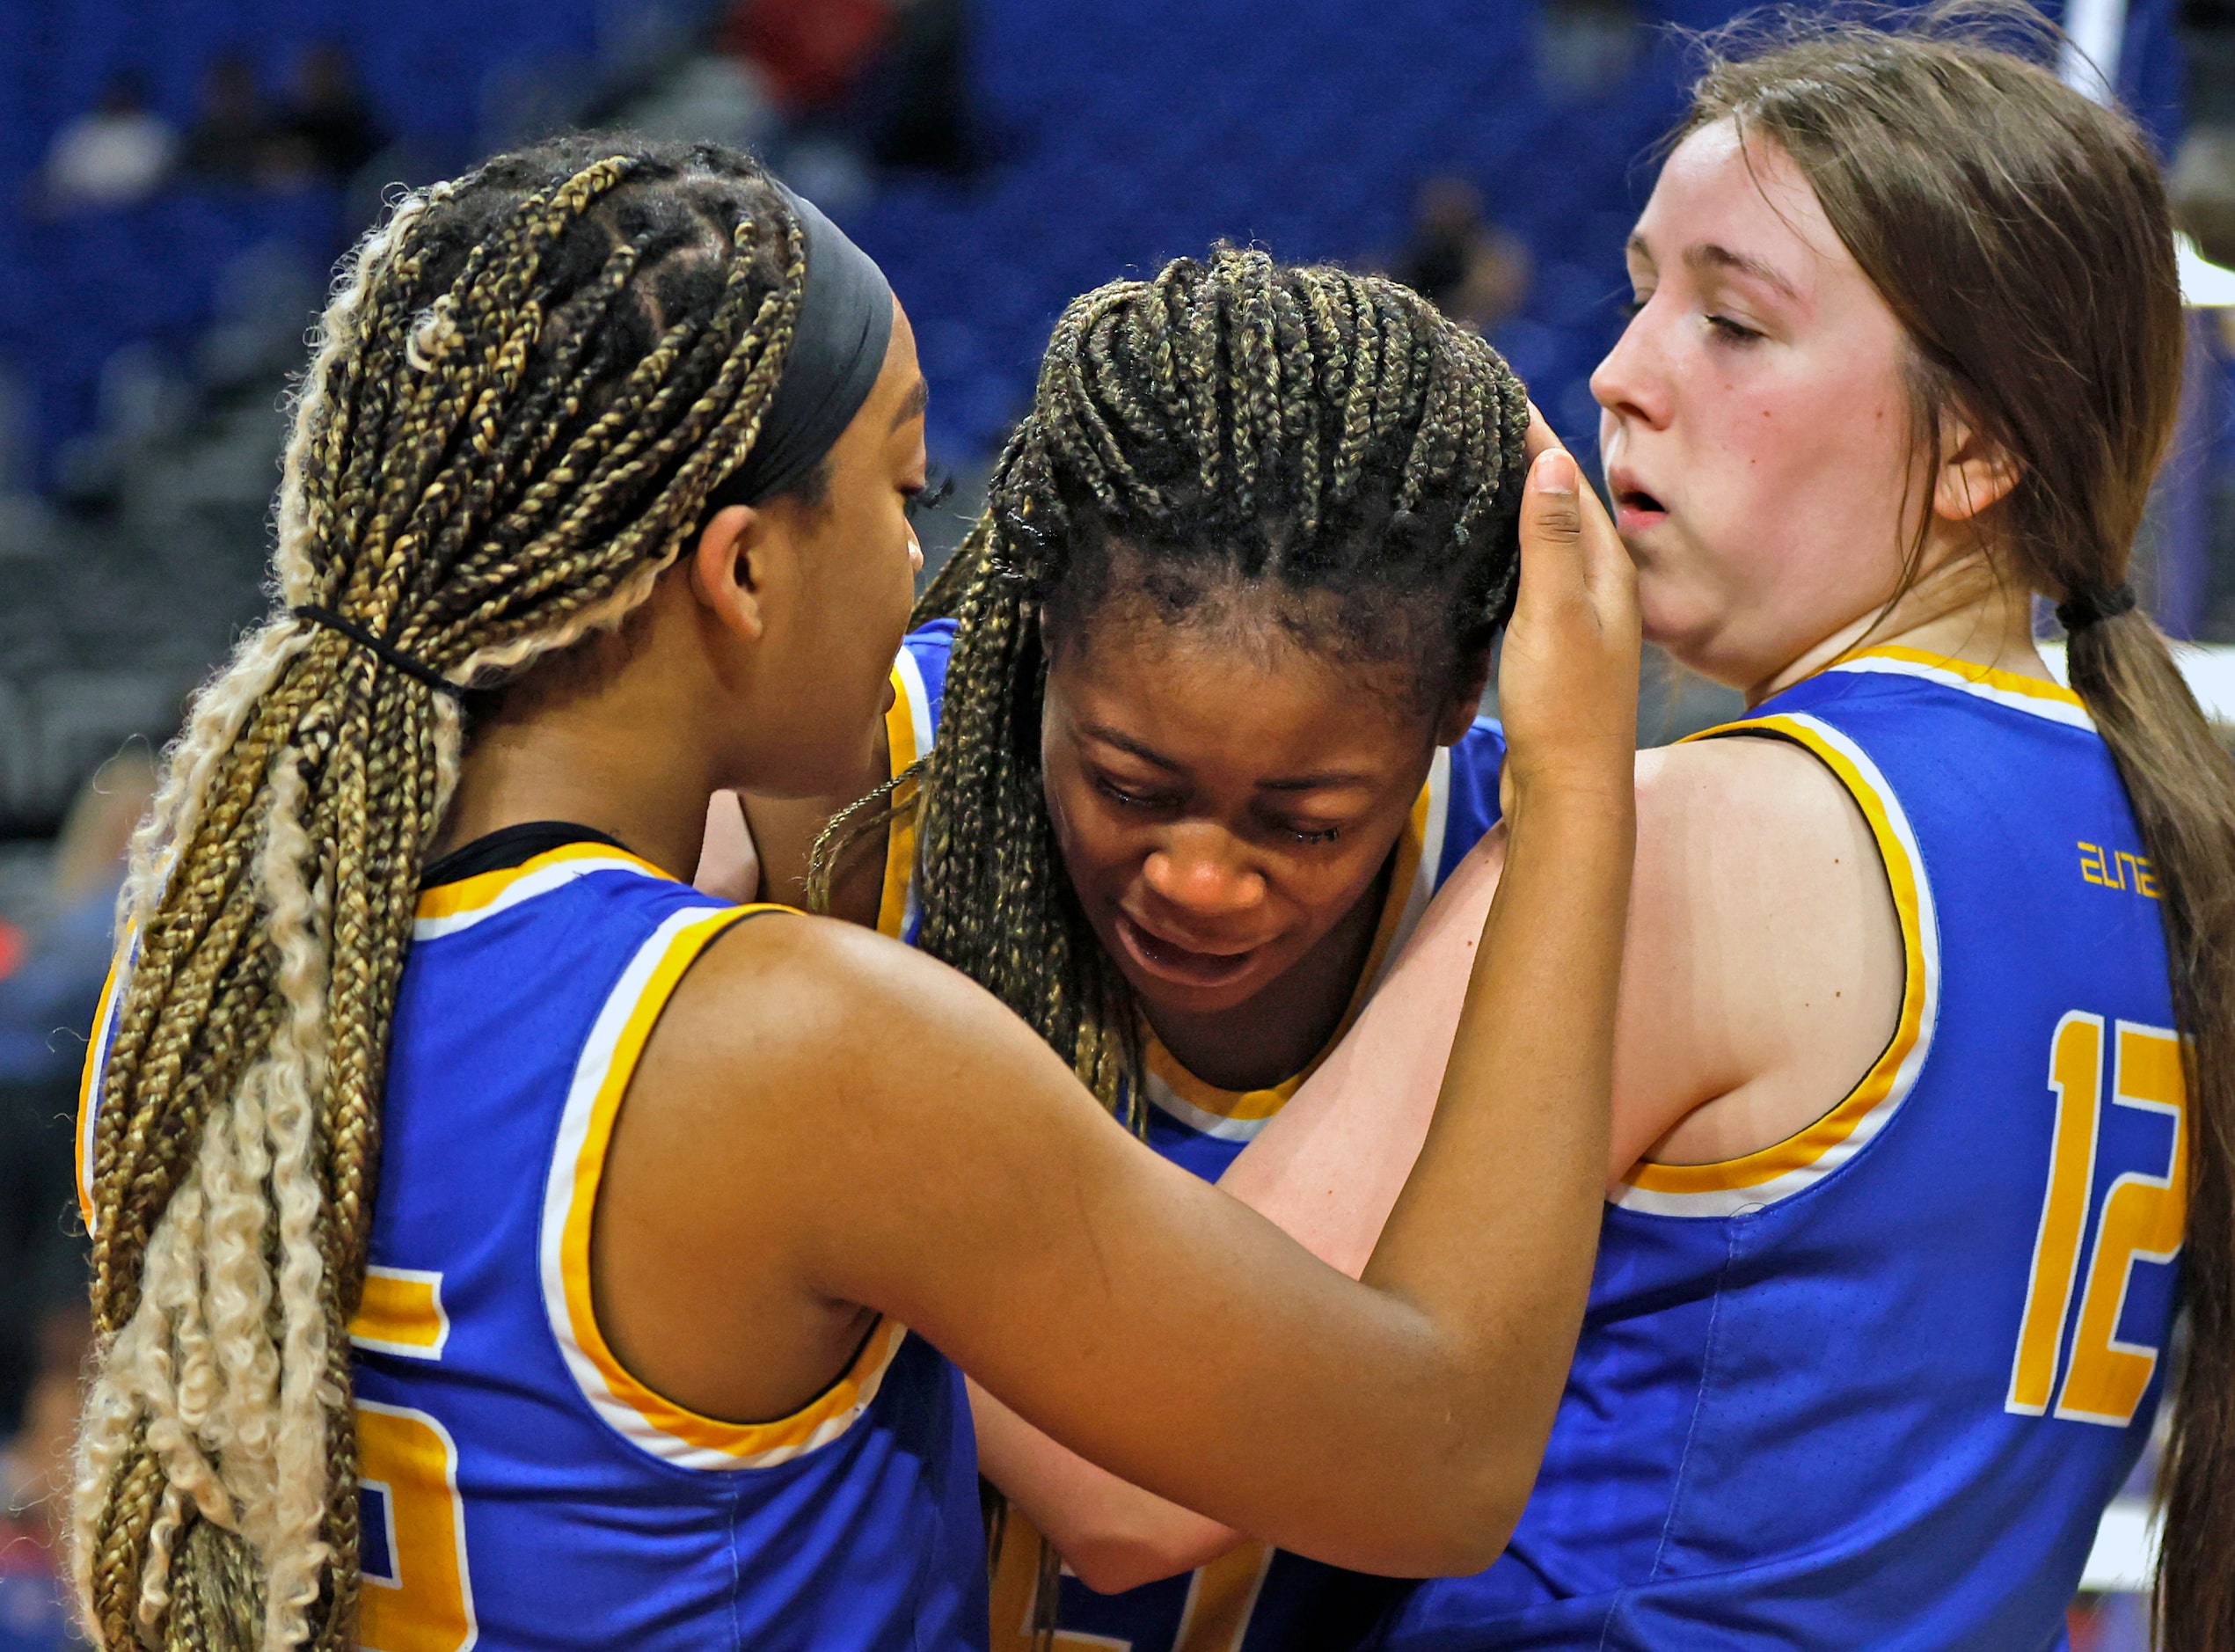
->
xmin=1616 ymin=712 xmax=1942 ymax=1217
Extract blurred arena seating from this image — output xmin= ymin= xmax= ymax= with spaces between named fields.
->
xmin=0 ymin=0 xmax=2188 ymax=834
xmin=0 ymin=6 xmax=2203 ymax=1647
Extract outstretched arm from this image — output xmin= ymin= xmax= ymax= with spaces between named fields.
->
xmin=962 ymin=419 xmax=1625 ymax=1588
xmin=964 ymin=830 xmax=1508 ymax=1590
xmin=603 ymin=442 xmax=1638 ymax=1576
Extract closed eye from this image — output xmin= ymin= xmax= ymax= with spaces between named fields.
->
xmin=1706 ymin=313 xmax=1763 ymax=343
xmin=1093 ymin=774 xmax=1176 ymax=811
xmin=904 ymin=469 xmax=954 ymax=520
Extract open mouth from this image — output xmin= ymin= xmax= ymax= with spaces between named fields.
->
xmin=1114 ymin=911 xmax=1264 ymax=990
xmin=1613 ymin=485 xmax=1668 ymax=530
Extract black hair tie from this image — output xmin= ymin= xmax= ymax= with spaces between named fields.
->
xmin=2056 ymin=584 xmax=2137 ymax=633
xmin=291 ymin=605 xmax=464 ymax=700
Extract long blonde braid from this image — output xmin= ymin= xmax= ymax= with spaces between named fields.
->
xmin=73 ymin=135 xmax=810 ymax=1652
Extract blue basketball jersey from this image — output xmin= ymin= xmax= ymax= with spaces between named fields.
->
xmin=341 ymin=837 xmax=985 ymax=1650
xmin=1376 ymin=647 xmax=2185 ymax=1651
xmin=886 ymin=619 xmax=1507 ymax=1652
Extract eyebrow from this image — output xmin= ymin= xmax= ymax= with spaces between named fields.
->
xmin=892 ymin=376 xmax=929 ymax=430
xmin=1684 ymin=242 xmax=1799 ymax=299
xmin=1081 ymin=723 xmax=1378 ymax=791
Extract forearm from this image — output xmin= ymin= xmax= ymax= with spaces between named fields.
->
xmin=1362 ymin=786 xmax=1632 ymax=1506
xmin=975 ymin=844 xmax=1505 ymax=1590
xmin=971 ymin=1380 xmax=1242 ymax=1592
xmin=1216 ymin=833 xmax=1501 ymax=1277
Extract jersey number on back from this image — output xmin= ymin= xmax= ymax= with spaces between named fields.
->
xmin=2006 ymin=1013 xmax=2186 ymax=1427
xmin=356 ymin=1400 xmax=478 ymax=1650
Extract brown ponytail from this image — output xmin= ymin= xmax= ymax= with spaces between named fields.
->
xmin=2068 ymin=608 xmax=2235 ymax=1648
xmin=1689 ymin=11 xmax=2235 ymax=1647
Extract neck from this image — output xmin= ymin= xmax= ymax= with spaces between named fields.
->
xmin=435 ymin=684 xmax=721 ymax=881
xmin=1751 ymin=553 xmax=2050 ymax=707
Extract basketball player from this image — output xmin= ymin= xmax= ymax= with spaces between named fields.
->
xmin=68 ymin=135 xmax=1640 ymax=1652
xmin=719 ymin=249 xmax=1532 ymax=1649
xmin=1143 ymin=18 xmax=2232 ymax=1649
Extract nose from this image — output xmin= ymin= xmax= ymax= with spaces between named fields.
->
xmin=1141 ymin=823 xmax=1266 ymax=924
xmin=1590 ymin=302 xmax=1671 ymax=435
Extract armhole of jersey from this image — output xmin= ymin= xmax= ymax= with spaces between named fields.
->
xmin=1614 ymin=713 xmax=1942 ymax=1217
xmin=540 ymin=900 xmax=909 ymax=1471
xmin=76 ymin=941 xmax=131 ymax=1236
xmin=877 ymin=647 xmax=934 ymax=942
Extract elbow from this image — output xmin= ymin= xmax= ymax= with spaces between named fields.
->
xmin=1384 ymin=1462 xmax=1528 ymax=1578
xmin=1058 ymin=1534 xmax=1213 ymax=1596
xmin=1416 ymin=1504 xmax=1521 ymax=1579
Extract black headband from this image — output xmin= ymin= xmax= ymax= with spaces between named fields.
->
xmin=705 ymin=184 xmax=895 ymax=511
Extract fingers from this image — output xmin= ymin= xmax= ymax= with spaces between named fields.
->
xmin=1571 ymin=454 xmax=1637 ymax=615
xmin=1522 ymin=401 xmax=1559 ymax=464
xmin=1515 ymin=434 xmax=1634 ymax=625
xmin=1516 ymin=447 xmax=1585 ymax=616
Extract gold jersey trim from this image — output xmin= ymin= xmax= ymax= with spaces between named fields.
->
xmin=1616 ymin=711 xmax=1941 ymax=1216
xmin=538 ymin=898 xmax=909 ymax=1469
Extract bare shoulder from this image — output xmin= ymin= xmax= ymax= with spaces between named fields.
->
xmin=647 ymin=905 xmax=1100 ymax=1177
xmin=1615 ymin=733 xmax=1902 ymax=1166
xmin=659 ymin=906 xmax=1045 ymax=1088
xmin=1636 ymin=731 xmax=1859 ymax=842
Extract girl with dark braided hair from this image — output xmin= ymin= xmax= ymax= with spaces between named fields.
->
xmin=67 ymin=132 xmax=1643 ymax=1652
xmin=721 ymin=250 xmax=1555 ymax=1646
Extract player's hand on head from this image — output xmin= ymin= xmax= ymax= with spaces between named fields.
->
xmin=1498 ymin=407 xmax=1639 ymax=812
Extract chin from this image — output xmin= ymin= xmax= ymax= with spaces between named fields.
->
xmin=1637 ymin=576 xmax=1728 ymax=654
xmin=1122 ymin=969 xmax=1282 ymax=1026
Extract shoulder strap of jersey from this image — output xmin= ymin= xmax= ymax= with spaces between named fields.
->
xmin=879 ymin=641 xmax=939 ymax=940
xmin=76 ymin=935 xmax=133 ymax=1237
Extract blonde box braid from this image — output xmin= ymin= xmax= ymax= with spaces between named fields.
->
xmin=72 ymin=135 xmax=812 ymax=1652
xmin=896 ymin=249 xmax=1530 ymax=1116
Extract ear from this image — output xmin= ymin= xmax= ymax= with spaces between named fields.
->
xmin=689 ymin=503 xmax=770 ymax=642
xmin=1435 ymin=646 xmax=1494 ymax=746
xmin=1931 ymin=407 xmax=2022 ymax=525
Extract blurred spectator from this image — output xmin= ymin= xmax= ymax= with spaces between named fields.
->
xmin=267 ymin=42 xmax=386 ymax=185
xmin=1392 ymin=177 xmax=1532 ymax=335
xmin=722 ymin=0 xmax=895 ymax=114
xmin=866 ymin=0 xmax=981 ymax=177
xmin=0 ymin=751 xmax=152 ymax=1652
xmin=181 ymin=50 xmax=277 ymax=186
xmin=0 ymin=750 xmax=153 ymax=1436
xmin=40 ymin=74 xmax=176 ymax=213
xmin=2173 ymin=126 xmax=2235 ymax=271
xmin=1536 ymin=0 xmax=1643 ymax=102
xmin=607 ymin=52 xmax=779 ymax=156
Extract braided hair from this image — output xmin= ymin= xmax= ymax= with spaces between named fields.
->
xmin=72 ymin=135 xmax=811 ymax=1651
xmin=900 ymin=248 xmax=1530 ymax=1115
